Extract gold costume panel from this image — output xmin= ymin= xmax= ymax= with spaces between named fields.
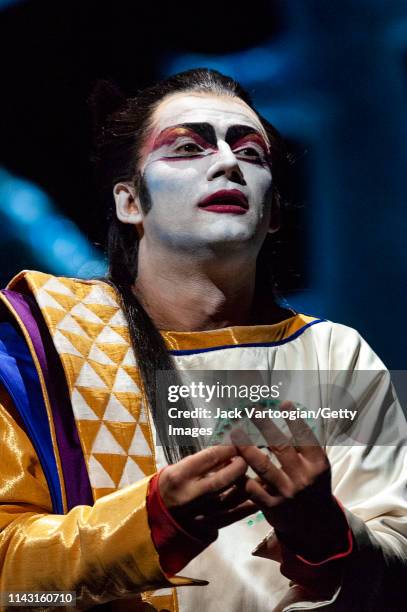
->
xmin=0 ymin=387 xmax=195 ymax=611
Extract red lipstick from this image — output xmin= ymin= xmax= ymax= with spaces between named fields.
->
xmin=198 ymin=189 xmax=248 ymax=214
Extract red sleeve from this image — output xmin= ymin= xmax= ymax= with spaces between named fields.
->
xmin=146 ymin=470 xmax=215 ymax=576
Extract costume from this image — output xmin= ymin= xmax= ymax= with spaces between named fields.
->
xmin=0 ymin=271 xmax=406 ymax=611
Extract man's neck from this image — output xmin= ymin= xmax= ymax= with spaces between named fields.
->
xmin=133 ymin=241 xmax=261 ymax=331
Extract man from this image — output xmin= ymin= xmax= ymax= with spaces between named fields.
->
xmin=0 ymin=69 xmax=406 ymax=611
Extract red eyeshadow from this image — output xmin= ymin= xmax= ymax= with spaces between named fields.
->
xmin=231 ymin=133 xmax=269 ymax=153
xmin=151 ymin=126 xmax=212 ymax=152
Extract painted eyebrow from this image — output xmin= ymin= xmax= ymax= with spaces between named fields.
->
xmin=153 ymin=123 xmax=217 ymax=149
xmin=152 ymin=122 xmax=268 ymax=152
xmin=179 ymin=123 xmax=217 ymax=145
xmin=225 ymin=125 xmax=268 ymax=149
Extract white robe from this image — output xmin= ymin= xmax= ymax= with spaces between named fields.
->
xmin=154 ymin=319 xmax=407 ymax=611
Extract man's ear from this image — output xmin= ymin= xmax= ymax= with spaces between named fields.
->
xmin=114 ymin=183 xmax=143 ymax=225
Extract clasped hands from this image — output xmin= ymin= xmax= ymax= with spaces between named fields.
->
xmin=159 ymin=401 xmax=351 ymax=564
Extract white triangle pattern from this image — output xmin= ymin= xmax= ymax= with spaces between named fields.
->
xmin=71 ymin=389 xmax=99 ymax=420
xmin=37 ymin=289 xmax=64 ymax=311
xmin=43 ymin=277 xmax=75 ymax=296
xmin=109 ymin=310 xmax=127 ymax=327
xmin=88 ymin=344 xmax=114 ymax=365
xmin=122 ymin=347 xmax=136 ymax=366
xmin=96 ymin=326 xmax=126 ymax=345
xmin=83 ymin=285 xmax=119 ymax=307
xmin=71 ymin=303 xmax=104 ymax=324
xmin=91 ymin=423 xmax=126 ymax=455
xmin=38 ymin=278 xmax=153 ymax=492
xmin=113 ymin=367 xmax=140 ymax=393
xmin=128 ymin=425 xmax=151 ymax=456
xmin=103 ymin=394 xmax=136 ymax=422
xmin=118 ymin=457 xmax=146 ymax=489
xmin=54 ymin=330 xmax=83 ymax=357
xmin=88 ymin=456 xmax=115 ymax=488
xmin=57 ymin=314 xmax=88 ymax=337
xmin=76 ymin=362 xmax=107 ymax=389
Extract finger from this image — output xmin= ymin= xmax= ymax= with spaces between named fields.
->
xmin=280 ymin=402 xmax=327 ymax=462
xmin=247 ymin=402 xmax=326 ymax=474
xmin=194 ymin=455 xmax=248 ymax=498
xmin=207 ymin=500 xmax=258 ymax=529
xmin=232 ymin=422 xmax=312 ymax=490
xmin=230 ymin=427 xmax=251 ymax=447
xmin=217 ymin=478 xmax=251 ymax=509
xmin=268 ymin=444 xmax=309 ymax=488
xmin=251 ymin=412 xmax=293 ymax=448
xmin=198 ymin=469 xmax=247 ymax=499
xmin=246 ymin=415 xmax=305 ymax=481
xmin=231 ymin=432 xmax=294 ymax=497
xmin=257 ymin=415 xmax=321 ymax=486
xmin=176 ymin=445 xmax=238 ymax=481
xmin=187 ymin=477 xmax=249 ymax=516
xmin=245 ymin=477 xmax=284 ymax=509
xmin=251 ymin=475 xmax=281 ymax=498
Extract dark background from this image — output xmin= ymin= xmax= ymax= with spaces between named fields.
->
xmin=0 ymin=0 xmax=406 ymax=367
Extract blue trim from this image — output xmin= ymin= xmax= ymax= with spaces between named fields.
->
xmin=169 ymin=318 xmax=326 ymax=356
xmin=0 ymin=322 xmax=63 ymax=513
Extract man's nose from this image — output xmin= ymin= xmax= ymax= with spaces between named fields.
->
xmin=206 ymin=141 xmax=246 ymax=185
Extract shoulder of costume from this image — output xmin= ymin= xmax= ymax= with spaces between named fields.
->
xmin=0 ymin=271 xmax=110 ymax=513
xmin=6 ymin=270 xmax=119 ymax=310
xmin=3 ymin=270 xmax=126 ymax=344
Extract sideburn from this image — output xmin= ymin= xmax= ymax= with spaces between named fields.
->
xmin=135 ymin=171 xmax=153 ymax=214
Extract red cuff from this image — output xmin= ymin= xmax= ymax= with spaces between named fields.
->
xmin=294 ymin=498 xmax=353 ymax=566
xmin=295 ymin=528 xmax=353 ymax=566
xmin=147 ymin=469 xmax=214 ymax=575
xmin=278 ymin=499 xmax=354 ymax=589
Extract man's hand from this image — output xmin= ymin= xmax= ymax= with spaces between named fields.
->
xmin=159 ymin=445 xmax=254 ymax=536
xmin=230 ymin=402 xmax=351 ymax=563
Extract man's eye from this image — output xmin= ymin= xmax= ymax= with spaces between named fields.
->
xmin=175 ymin=143 xmax=203 ymax=154
xmin=235 ymin=147 xmax=262 ymax=159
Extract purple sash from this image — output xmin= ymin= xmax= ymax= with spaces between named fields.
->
xmin=1 ymin=289 xmax=93 ymax=510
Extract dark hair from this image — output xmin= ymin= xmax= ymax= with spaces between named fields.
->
xmin=90 ymin=68 xmax=291 ymax=463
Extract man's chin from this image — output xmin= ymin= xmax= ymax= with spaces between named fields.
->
xmin=199 ymin=231 xmax=261 ymax=254
xmin=153 ymin=225 xmax=263 ymax=254
xmin=204 ymin=227 xmax=259 ymax=245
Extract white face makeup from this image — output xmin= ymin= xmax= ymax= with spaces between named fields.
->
xmin=129 ymin=93 xmax=273 ymax=254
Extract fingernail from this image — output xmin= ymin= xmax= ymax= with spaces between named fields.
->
xmin=231 ymin=429 xmax=247 ymax=444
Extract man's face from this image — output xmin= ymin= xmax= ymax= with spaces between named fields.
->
xmin=136 ymin=93 xmax=273 ymax=254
